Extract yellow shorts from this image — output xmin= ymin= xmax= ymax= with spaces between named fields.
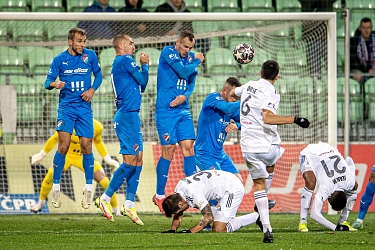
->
xmin=63 ymin=154 xmax=102 ymax=173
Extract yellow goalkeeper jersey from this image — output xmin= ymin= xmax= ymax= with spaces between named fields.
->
xmin=42 ymin=119 xmax=108 ymax=157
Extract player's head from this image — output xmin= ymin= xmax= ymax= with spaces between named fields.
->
xmin=328 ymin=190 xmax=347 ymax=211
xmin=222 ymin=77 xmax=241 ymax=102
xmin=162 ymin=193 xmax=189 ymax=217
xmin=358 ymin=17 xmax=372 ymax=40
xmin=175 ymin=30 xmax=195 ymax=58
xmin=112 ymin=35 xmax=135 ymax=56
xmin=261 ymin=60 xmax=279 ymax=81
xmin=68 ymin=28 xmax=87 ymax=56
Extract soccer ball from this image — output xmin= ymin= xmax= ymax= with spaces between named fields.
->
xmin=232 ymin=43 xmax=254 ymax=65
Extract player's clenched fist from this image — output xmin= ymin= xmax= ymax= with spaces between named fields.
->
xmin=139 ymin=52 xmax=149 ymax=65
xmin=294 ymin=117 xmax=310 ymax=128
xmin=194 ymin=52 xmax=205 ymax=62
xmin=50 ymin=81 xmax=66 ymax=89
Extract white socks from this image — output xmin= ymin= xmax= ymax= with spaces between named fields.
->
xmin=227 ymin=212 xmax=259 ymax=232
xmin=300 ymin=187 xmax=313 ymax=223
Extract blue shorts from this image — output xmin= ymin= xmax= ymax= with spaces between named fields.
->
xmin=56 ymin=103 xmax=93 ymax=138
xmin=155 ymin=108 xmax=195 ymax=145
xmin=195 ymin=151 xmax=239 ymax=174
xmin=114 ymin=111 xmax=143 ymax=155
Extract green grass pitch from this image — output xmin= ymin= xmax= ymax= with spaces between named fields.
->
xmin=1 ymin=212 xmax=374 ymax=249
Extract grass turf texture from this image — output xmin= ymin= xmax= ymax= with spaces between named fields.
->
xmin=1 ymin=212 xmax=374 ymax=249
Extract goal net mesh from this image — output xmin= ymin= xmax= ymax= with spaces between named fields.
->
xmin=0 ymin=14 xmax=333 ymax=214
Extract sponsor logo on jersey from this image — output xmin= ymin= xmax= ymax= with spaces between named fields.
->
xmin=318 ymin=150 xmax=335 ymax=157
xmin=63 ymin=68 xmax=89 ymax=74
xmin=169 ymin=54 xmax=179 ymax=60
xmin=218 ymin=118 xmax=230 ymax=126
xmin=82 ymin=54 xmax=88 ymax=64
xmin=133 ymin=144 xmax=140 ymax=152
xmin=62 ymin=61 xmax=68 ymax=65
xmin=163 ymin=133 xmax=170 ymax=142
xmin=131 ymin=62 xmax=137 ymax=68
xmin=57 ymin=120 xmax=63 ymax=127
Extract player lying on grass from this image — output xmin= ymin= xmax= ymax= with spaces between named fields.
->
xmin=298 ymin=142 xmax=358 ymax=232
xmin=161 ymin=170 xmax=261 ymax=234
xmin=30 ymin=119 xmax=120 ymax=214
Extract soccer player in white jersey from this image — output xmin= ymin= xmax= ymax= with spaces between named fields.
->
xmin=230 ymin=60 xmax=310 ymax=243
xmin=161 ymin=170 xmax=260 ymax=233
xmin=298 ymin=142 xmax=358 ymax=232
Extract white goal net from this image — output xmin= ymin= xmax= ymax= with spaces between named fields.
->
xmin=0 ymin=12 xmax=336 ymax=214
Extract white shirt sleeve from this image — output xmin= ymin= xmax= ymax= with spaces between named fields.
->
xmin=234 ymin=85 xmax=245 ymax=97
xmin=261 ymin=91 xmax=279 ymax=114
xmin=310 ymin=193 xmax=336 ymax=230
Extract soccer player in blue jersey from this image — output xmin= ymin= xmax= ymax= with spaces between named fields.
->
xmin=153 ymin=30 xmax=205 ymax=214
xmin=95 ymin=35 xmax=149 ymax=225
xmin=44 ymin=28 xmax=102 ymax=210
xmin=195 ymin=77 xmax=243 ymax=182
xmin=352 ymin=167 xmax=375 ymax=229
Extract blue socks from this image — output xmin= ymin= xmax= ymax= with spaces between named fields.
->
xmin=358 ymin=181 xmax=375 ymax=220
xmin=156 ymin=157 xmax=171 ymax=195
xmin=105 ymin=163 xmax=136 ymax=197
xmin=82 ymin=153 xmax=94 ymax=184
xmin=126 ymin=166 xmax=142 ymax=202
xmin=183 ymin=155 xmax=196 ymax=176
xmin=52 ymin=151 xmax=66 ymax=184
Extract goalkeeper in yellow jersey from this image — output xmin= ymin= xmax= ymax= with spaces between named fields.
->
xmin=30 ymin=119 xmax=120 ymax=214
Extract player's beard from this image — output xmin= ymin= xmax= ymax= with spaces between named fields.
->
xmin=72 ymin=46 xmax=83 ymax=55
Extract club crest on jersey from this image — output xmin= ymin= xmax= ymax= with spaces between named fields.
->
xmin=57 ymin=120 xmax=63 ymax=128
xmin=163 ymin=133 xmax=170 ymax=142
xmin=82 ymin=54 xmax=88 ymax=64
xmin=133 ymin=144 xmax=140 ymax=152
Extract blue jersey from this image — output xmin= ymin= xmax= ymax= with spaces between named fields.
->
xmin=156 ymin=46 xmax=200 ymax=110
xmin=46 ymin=48 xmax=101 ymax=106
xmin=111 ymin=54 xmax=148 ymax=112
xmin=194 ymin=92 xmax=240 ymax=155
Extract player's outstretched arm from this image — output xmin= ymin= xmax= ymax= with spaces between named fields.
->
xmin=310 ymin=197 xmax=336 ymax=230
xmin=189 ymin=204 xmax=214 ymax=233
xmin=262 ymin=109 xmax=310 ymax=128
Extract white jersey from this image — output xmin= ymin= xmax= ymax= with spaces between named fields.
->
xmin=234 ymin=78 xmax=281 ymax=153
xmin=300 ymin=142 xmax=356 ymax=230
xmin=174 ymin=170 xmax=244 ymax=211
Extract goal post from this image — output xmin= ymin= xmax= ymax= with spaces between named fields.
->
xmin=0 ymin=12 xmax=337 ymax=214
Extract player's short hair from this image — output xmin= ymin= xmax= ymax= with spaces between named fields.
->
xmin=162 ymin=193 xmax=183 ymax=217
xmin=261 ymin=60 xmax=279 ymax=81
xmin=225 ymin=77 xmax=241 ymax=87
xmin=68 ymin=28 xmax=87 ymax=41
xmin=328 ymin=191 xmax=347 ymax=211
xmin=178 ymin=30 xmax=195 ymax=43
xmin=112 ymin=35 xmax=127 ymax=48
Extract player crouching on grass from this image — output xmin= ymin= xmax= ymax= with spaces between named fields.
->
xmin=161 ymin=170 xmax=262 ymax=235
xmin=298 ymin=142 xmax=358 ymax=232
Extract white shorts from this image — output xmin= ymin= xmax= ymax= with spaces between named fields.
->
xmin=214 ymin=187 xmax=244 ymax=223
xmin=243 ymin=144 xmax=285 ymax=179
